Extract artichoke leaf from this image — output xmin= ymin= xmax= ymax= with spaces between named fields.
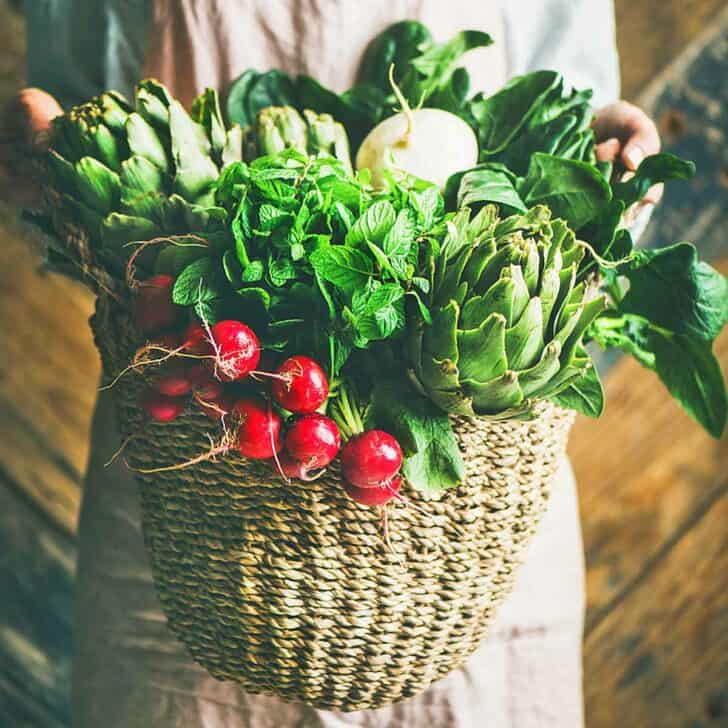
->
xmin=420 ymin=355 xmax=461 ymax=394
xmin=423 ymin=301 xmax=460 ymax=363
xmin=429 ymin=388 xmax=475 ymax=417
xmin=519 ymin=340 xmax=562 ymax=397
xmin=75 ymin=156 xmax=121 ymax=215
xmin=91 ymin=124 xmax=121 ymax=171
xmin=126 ymin=112 xmax=169 ymax=171
xmin=101 ymin=213 xmax=160 ymax=250
xmin=539 ymin=264 xmax=561 ymax=336
xmin=169 ymin=101 xmax=219 ymax=200
xmin=462 ymin=238 xmax=497 ymax=291
xmin=121 ymin=155 xmax=164 ymax=194
xmin=48 ymin=150 xmax=77 ymax=194
xmin=136 ymin=80 xmax=172 ymax=128
xmin=222 ymin=124 xmax=244 ymax=165
xmin=464 ymin=371 xmax=525 ymax=415
xmin=99 ymin=91 xmax=132 ymax=132
xmin=120 ymin=189 xmax=166 ymax=221
xmin=457 ymin=313 xmax=507 ymax=383
xmin=561 ymin=296 xmax=608 ymax=361
xmin=436 ymin=244 xmax=474 ymax=303
xmin=505 ymin=296 xmax=544 ymax=369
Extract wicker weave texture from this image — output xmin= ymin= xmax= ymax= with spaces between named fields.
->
xmin=92 ymin=297 xmax=575 ymax=711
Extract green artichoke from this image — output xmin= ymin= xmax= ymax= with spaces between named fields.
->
xmin=47 ymin=80 xmax=242 ymax=274
xmin=408 ymin=205 xmax=606 ymax=418
xmin=243 ymin=106 xmax=352 ymax=171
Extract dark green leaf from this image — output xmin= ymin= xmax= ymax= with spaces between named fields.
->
xmin=620 ymin=243 xmax=728 ymax=341
xmin=613 ymin=153 xmax=695 ymax=208
xmin=549 ymin=362 xmax=604 ymax=417
xmin=173 ymin=257 xmax=220 ymax=305
xmin=366 ymin=379 xmax=465 ymax=493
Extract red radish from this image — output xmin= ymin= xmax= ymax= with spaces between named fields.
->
xmin=343 ymin=476 xmax=402 ymax=506
xmin=272 ymin=355 xmax=329 ymax=413
xmin=275 ymin=452 xmax=324 ymax=481
xmin=151 ymin=361 xmax=192 ymax=397
xmin=183 ymin=321 xmax=213 ymax=356
xmin=133 ymin=274 xmax=181 ymax=334
xmin=285 ymin=414 xmax=340 ymax=469
xmin=234 ymin=397 xmax=282 ymax=459
xmin=210 ymin=320 xmax=260 ymax=381
xmin=340 ymin=430 xmax=403 ymax=488
xmin=188 ymin=362 xmax=218 ymax=390
xmin=141 ymin=389 xmax=186 ymax=423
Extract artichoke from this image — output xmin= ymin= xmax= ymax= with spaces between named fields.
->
xmin=243 ymin=106 xmax=352 ymax=171
xmin=408 ymin=205 xmax=606 ymax=418
xmin=47 ymin=80 xmax=242 ymax=274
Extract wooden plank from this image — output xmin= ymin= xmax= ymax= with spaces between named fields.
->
xmin=584 ymin=486 xmax=728 ymax=727
xmin=0 ymin=214 xmax=98 ymax=535
xmin=570 ymin=256 xmax=728 ymax=624
xmin=614 ymin=0 xmax=727 ymax=99
xmin=0 ymin=472 xmax=75 ymax=727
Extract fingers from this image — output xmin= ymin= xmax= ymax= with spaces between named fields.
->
xmin=595 ymin=137 xmax=620 ymax=162
xmin=642 ymin=182 xmax=664 ymax=205
xmin=592 ymin=100 xmax=661 ymax=170
xmin=6 ymin=88 xmax=63 ymax=152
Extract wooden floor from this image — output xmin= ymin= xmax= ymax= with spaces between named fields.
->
xmin=1 ymin=1 xmax=727 ymax=726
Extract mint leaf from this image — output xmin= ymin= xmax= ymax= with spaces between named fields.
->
xmin=384 ymin=208 xmax=415 ymax=260
xmin=621 ymin=243 xmax=728 ymax=341
xmin=241 ymin=259 xmax=265 ymax=282
xmin=309 ymin=246 xmax=373 ymax=294
xmin=409 ymin=185 xmax=442 ymax=229
xmin=346 ymin=200 xmax=396 ymax=246
xmin=173 ymin=257 xmax=220 ymax=305
xmin=352 ymin=283 xmax=405 ymax=341
xmin=268 ymin=257 xmax=297 ymax=287
xmin=366 ymin=379 xmax=465 ymax=493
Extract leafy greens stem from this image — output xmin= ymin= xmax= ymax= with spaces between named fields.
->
xmin=329 ymin=377 xmax=365 ymax=441
xmin=388 ymin=64 xmax=414 ymax=141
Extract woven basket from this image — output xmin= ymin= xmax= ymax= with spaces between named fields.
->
xmin=88 ymin=291 xmax=575 ymax=711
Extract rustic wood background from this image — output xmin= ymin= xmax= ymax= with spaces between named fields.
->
xmin=1 ymin=1 xmax=727 ymax=725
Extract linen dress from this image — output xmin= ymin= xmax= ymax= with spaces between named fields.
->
xmin=24 ymin=2 xmax=620 ymax=726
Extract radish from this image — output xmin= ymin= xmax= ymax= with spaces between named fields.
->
xmin=272 ymin=355 xmax=329 ymax=414
xmin=189 ymin=366 xmax=233 ymax=420
xmin=343 ymin=476 xmax=402 ymax=506
xmin=355 ymin=108 xmax=478 ymax=190
xmin=340 ymin=430 xmax=403 ymax=488
xmin=133 ymin=274 xmax=181 ymax=334
xmin=276 ymin=453 xmax=325 ymax=481
xmin=151 ymin=360 xmax=192 ymax=397
xmin=234 ymin=397 xmax=283 ymax=459
xmin=210 ymin=320 xmax=260 ymax=381
xmin=141 ymin=389 xmax=186 ymax=423
xmin=285 ymin=414 xmax=341 ymax=470
xmin=183 ymin=321 xmax=213 ymax=356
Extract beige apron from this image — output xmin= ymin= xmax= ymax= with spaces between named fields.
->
xmin=73 ymin=3 xmax=585 ymax=726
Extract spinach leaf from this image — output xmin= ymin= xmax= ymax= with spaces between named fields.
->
xmin=620 ymin=243 xmax=728 ymax=341
xmin=357 ymin=20 xmax=433 ymax=90
xmin=404 ymin=30 xmax=493 ymax=103
xmin=549 ymin=361 xmax=604 ymax=418
xmin=518 ymin=153 xmax=611 ymax=230
xmin=649 ymin=330 xmax=726 ymax=438
xmin=366 ymin=379 xmax=465 ymax=493
xmin=454 ymin=166 xmax=526 ymax=212
xmin=469 ymin=71 xmax=561 ymax=154
xmin=226 ymin=70 xmax=297 ymax=127
xmin=613 ymin=153 xmax=695 ymax=208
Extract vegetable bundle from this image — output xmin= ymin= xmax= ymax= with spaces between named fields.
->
xmin=40 ymin=21 xmax=728 ymax=500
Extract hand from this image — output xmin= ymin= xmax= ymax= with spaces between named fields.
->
xmin=0 ymin=87 xmax=63 ymax=208
xmin=592 ymin=100 xmax=663 ymax=205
